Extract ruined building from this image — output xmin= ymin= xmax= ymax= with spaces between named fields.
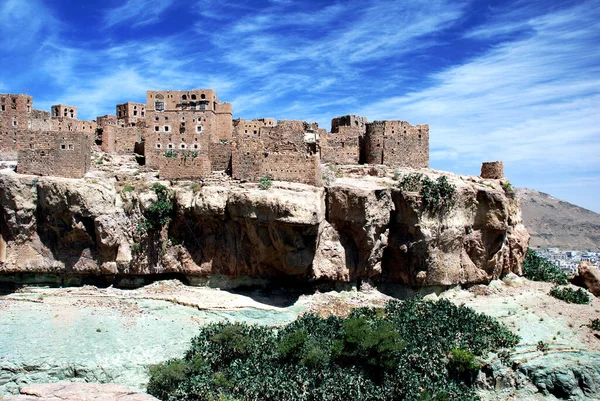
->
xmin=364 ymin=120 xmax=429 ymax=168
xmin=97 ymin=102 xmax=146 ymax=154
xmin=16 ymin=130 xmax=92 ymax=178
xmin=144 ymin=89 xmax=233 ymax=179
xmin=232 ymin=119 xmax=323 ymax=186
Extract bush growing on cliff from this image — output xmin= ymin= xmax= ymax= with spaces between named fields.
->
xmin=589 ymin=318 xmax=600 ymax=331
xmin=143 ymin=183 xmax=174 ymax=230
xmin=397 ymin=174 xmax=456 ymax=212
xmin=549 ymin=286 xmax=590 ymax=304
xmin=522 ymin=249 xmax=568 ymax=285
xmin=148 ymin=298 xmax=519 ymax=401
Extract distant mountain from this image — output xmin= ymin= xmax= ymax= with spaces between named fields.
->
xmin=516 ymin=188 xmax=600 ymax=250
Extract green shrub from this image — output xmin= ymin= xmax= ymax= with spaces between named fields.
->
xmin=131 ymin=243 xmax=141 ymax=254
xmin=397 ymin=174 xmax=456 ymax=212
xmin=148 ymin=298 xmax=518 ymax=401
xmin=397 ymin=173 xmax=423 ymax=191
xmin=522 ymin=250 xmax=568 ymax=285
xmin=589 ymin=318 xmax=600 ymax=331
xmin=144 ymin=183 xmax=173 ymax=230
xmin=536 ymin=340 xmax=549 ymax=353
xmin=122 ymin=185 xmax=134 ymax=193
xmin=549 ymin=286 xmax=590 ymax=304
xmin=257 ymin=175 xmax=272 ymax=190
xmin=163 ymin=150 xmax=178 ymax=158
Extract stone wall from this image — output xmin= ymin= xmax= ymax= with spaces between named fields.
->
xmin=101 ymin=125 xmax=144 ymax=153
xmin=16 ymin=131 xmax=91 ymax=178
xmin=156 ymin=153 xmax=212 ymax=180
xmin=209 ymin=141 xmax=232 ymax=171
xmin=365 ymin=120 xmax=429 ymax=168
xmin=321 ymin=115 xmax=367 ymax=165
xmin=481 ymin=161 xmax=504 ymax=179
xmin=0 ymin=94 xmax=32 ymax=151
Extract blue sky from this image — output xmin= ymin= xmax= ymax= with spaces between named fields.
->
xmin=1 ymin=0 xmax=599 ymax=212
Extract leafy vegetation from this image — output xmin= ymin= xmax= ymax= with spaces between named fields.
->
xmin=143 ymin=183 xmax=174 ymax=230
xmin=122 ymin=184 xmax=134 ymax=193
xmin=522 ymin=249 xmax=568 ymax=285
xmin=258 ymin=175 xmax=272 ymax=190
xmin=589 ymin=318 xmax=600 ymax=331
xmin=397 ymin=173 xmax=456 ymax=212
xmin=164 ymin=150 xmax=178 ymax=158
xmin=148 ymin=298 xmax=519 ymax=401
xmin=549 ymin=286 xmax=590 ymax=304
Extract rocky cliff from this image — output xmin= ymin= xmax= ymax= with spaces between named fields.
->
xmin=0 ymin=165 xmax=529 ymax=287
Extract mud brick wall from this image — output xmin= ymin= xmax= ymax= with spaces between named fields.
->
xmin=158 ymin=154 xmax=212 ymax=180
xmin=231 ymin=136 xmax=262 ymax=182
xmin=0 ymin=94 xmax=32 ymax=151
xmin=209 ymin=141 xmax=232 ymax=171
xmin=260 ymin=152 xmax=322 ymax=186
xmin=365 ymin=121 xmax=429 ymax=168
xmin=481 ymin=161 xmax=504 ymax=179
xmin=101 ymin=125 xmax=143 ymax=153
xmin=16 ymin=131 xmax=91 ymax=178
xmin=145 ymin=122 xmax=211 ymax=170
xmin=215 ymin=103 xmax=233 ymax=141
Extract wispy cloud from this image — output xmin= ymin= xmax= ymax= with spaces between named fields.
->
xmin=103 ymin=0 xmax=176 ymax=27
xmin=0 ymin=0 xmax=57 ymax=51
xmin=359 ymin=2 xmax=600 ymax=210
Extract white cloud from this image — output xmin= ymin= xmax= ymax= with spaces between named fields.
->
xmin=358 ymin=2 xmax=600 ymax=210
xmin=0 ymin=0 xmax=57 ymax=50
xmin=103 ymin=0 xmax=176 ymax=27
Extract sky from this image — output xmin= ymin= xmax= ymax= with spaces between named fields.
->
xmin=0 ymin=0 xmax=599 ymax=212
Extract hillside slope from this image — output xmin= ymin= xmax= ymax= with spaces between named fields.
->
xmin=516 ymin=188 xmax=600 ymax=249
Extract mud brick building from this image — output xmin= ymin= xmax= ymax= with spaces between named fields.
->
xmin=97 ymin=102 xmax=146 ymax=154
xmin=320 ymin=115 xmax=367 ymax=165
xmin=0 ymin=94 xmax=33 ymax=152
xmin=364 ymin=120 xmax=429 ymax=168
xmin=16 ymin=131 xmax=91 ymax=178
xmin=144 ymin=89 xmax=233 ymax=179
xmin=232 ymin=120 xmax=322 ymax=186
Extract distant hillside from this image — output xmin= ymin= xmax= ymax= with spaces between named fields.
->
xmin=516 ymin=188 xmax=600 ymax=250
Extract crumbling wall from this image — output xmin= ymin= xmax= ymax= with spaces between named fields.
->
xmin=157 ymin=154 xmax=212 ymax=180
xmin=365 ymin=120 xmax=429 ymax=168
xmin=16 ymin=131 xmax=91 ymax=178
xmin=209 ymin=141 xmax=231 ymax=171
xmin=101 ymin=125 xmax=144 ymax=153
xmin=481 ymin=161 xmax=504 ymax=179
xmin=321 ymin=115 xmax=367 ymax=165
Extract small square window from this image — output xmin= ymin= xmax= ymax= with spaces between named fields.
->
xmin=61 ymin=144 xmax=66 ymax=150
xmin=164 ymin=126 xmax=170 ymax=132
xmin=68 ymin=144 xmax=74 ymax=150
xmin=156 ymin=143 xmax=162 ymax=149
xmin=154 ymin=126 xmax=159 ymax=131
xmin=167 ymin=143 xmax=173 ymax=149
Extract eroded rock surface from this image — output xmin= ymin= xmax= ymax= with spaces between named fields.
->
xmin=0 ymin=167 xmax=529 ymax=286
xmin=4 ymin=382 xmax=159 ymax=401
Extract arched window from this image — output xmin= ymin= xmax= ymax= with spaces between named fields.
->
xmin=180 ymin=143 xmax=186 ymax=149
xmin=191 ymin=94 xmax=197 ymax=100
xmin=167 ymin=143 xmax=174 ymax=149
xmin=182 ymin=94 xmax=187 ymax=100
xmin=200 ymin=94 xmax=206 ymax=99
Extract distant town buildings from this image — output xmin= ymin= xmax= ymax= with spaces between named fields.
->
xmin=536 ymin=248 xmax=600 ymax=274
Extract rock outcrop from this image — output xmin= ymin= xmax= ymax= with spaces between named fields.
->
xmin=4 ymin=382 xmax=159 ymax=401
xmin=0 ymin=168 xmax=529 ymax=287
xmin=578 ymin=261 xmax=600 ymax=297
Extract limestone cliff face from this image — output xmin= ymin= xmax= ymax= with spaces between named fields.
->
xmin=0 ymin=168 xmax=529 ymax=287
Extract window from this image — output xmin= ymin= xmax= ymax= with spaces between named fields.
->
xmin=69 ymin=109 xmax=74 ymax=118
xmin=156 ymin=143 xmax=162 ymax=149
xmin=68 ymin=144 xmax=74 ymax=150
xmin=164 ymin=125 xmax=170 ymax=132
xmin=196 ymin=125 xmax=202 ymax=133
xmin=133 ymin=111 xmax=137 ymax=116
xmin=155 ymin=101 xmax=165 ymax=111
xmin=200 ymin=94 xmax=206 ymax=99
xmin=191 ymin=94 xmax=197 ymax=100
xmin=182 ymin=95 xmax=187 ymax=100
xmin=61 ymin=144 xmax=66 ymax=150
xmin=193 ymin=144 xmax=199 ymax=149
xmin=180 ymin=143 xmax=186 ymax=149
xmin=1 ymin=105 xmax=4 ymax=111
xmin=167 ymin=143 xmax=174 ymax=149
xmin=141 ymin=112 xmax=145 ymax=117
xmin=154 ymin=126 xmax=159 ymax=132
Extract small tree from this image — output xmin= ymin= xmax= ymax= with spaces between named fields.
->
xmin=258 ymin=175 xmax=272 ymax=190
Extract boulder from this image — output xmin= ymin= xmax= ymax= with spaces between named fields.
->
xmin=578 ymin=261 xmax=600 ymax=297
